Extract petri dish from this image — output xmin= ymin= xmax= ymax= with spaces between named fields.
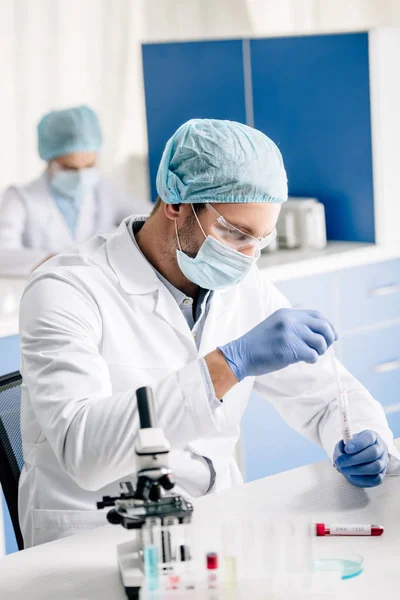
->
xmin=313 ymin=554 xmax=364 ymax=579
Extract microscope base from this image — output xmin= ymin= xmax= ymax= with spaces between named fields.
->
xmin=117 ymin=539 xmax=144 ymax=600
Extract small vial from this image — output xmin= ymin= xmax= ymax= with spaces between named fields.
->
xmin=162 ymin=516 xmax=179 ymax=564
xmin=180 ymin=544 xmax=195 ymax=590
xmin=223 ymin=556 xmax=237 ymax=588
xmin=143 ymin=517 xmax=162 ymax=571
xmin=222 ymin=525 xmax=238 ymax=588
xmin=166 ymin=573 xmax=180 ymax=590
xmin=143 ymin=545 xmax=159 ymax=591
xmin=207 ymin=553 xmax=219 ymax=589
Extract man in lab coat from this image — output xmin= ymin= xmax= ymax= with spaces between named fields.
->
xmin=18 ymin=119 xmax=398 ymax=548
xmin=0 ymin=105 xmax=150 ymax=272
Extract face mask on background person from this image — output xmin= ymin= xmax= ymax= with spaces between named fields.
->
xmin=50 ymin=166 xmax=101 ymax=200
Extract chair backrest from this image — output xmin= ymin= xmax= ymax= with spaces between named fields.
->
xmin=0 ymin=371 xmax=24 ymax=550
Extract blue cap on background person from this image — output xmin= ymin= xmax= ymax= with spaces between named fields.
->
xmin=156 ymin=118 xmax=288 ymax=205
xmin=37 ymin=105 xmax=103 ymax=161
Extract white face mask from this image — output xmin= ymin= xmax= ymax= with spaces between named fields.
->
xmin=50 ymin=167 xmax=100 ymax=200
xmin=175 ymin=206 xmax=259 ymax=290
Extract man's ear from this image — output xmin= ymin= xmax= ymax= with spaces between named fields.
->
xmin=163 ymin=202 xmax=189 ymax=222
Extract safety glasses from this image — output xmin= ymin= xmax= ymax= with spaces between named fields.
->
xmin=205 ymin=203 xmax=277 ymax=251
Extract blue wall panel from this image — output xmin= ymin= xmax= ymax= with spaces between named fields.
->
xmin=3 ymin=495 xmax=17 ymax=554
xmin=142 ymin=40 xmax=247 ymax=202
xmin=251 ymin=33 xmax=374 ymax=242
xmin=0 ymin=335 xmax=20 ymax=376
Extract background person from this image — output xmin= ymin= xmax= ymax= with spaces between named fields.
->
xmin=0 ymin=105 xmax=149 ymax=269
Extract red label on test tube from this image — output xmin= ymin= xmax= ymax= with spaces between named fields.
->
xmin=316 ymin=523 xmax=384 ymax=536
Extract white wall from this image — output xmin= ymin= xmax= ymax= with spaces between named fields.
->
xmin=0 ymin=0 xmax=149 ymax=201
xmin=1 ymin=0 xmax=400 ymax=203
xmin=369 ymin=27 xmax=400 ymax=245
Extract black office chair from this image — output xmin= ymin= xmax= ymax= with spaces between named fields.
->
xmin=0 ymin=371 xmax=24 ymax=550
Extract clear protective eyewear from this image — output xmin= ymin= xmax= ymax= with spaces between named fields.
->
xmin=205 ymin=203 xmax=277 ymax=251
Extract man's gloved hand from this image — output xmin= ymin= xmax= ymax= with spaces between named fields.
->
xmin=218 ymin=308 xmax=337 ymax=381
xmin=333 ymin=430 xmax=388 ymax=488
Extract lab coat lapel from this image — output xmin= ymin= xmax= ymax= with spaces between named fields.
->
xmin=106 ymin=218 xmax=195 ymax=344
xmin=154 ymin=285 xmax=194 ymax=342
xmin=198 ymin=289 xmax=229 ymax=356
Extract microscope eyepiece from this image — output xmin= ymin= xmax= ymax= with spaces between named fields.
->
xmin=136 ymin=386 xmax=156 ymax=429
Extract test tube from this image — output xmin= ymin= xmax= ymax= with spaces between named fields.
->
xmin=162 ymin=516 xmax=179 ymax=564
xmin=143 ymin=516 xmax=162 ymax=567
xmin=176 ymin=515 xmax=196 ymax=590
xmin=337 ymin=389 xmax=353 ymax=444
xmin=221 ymin=524 xmax=238 ymax=588
xmin=142 ymin=526 xmax=159 ymax=592
xmin=329 ymin=346 xmax=353 ymax=443
xmin=162 ymin=516 xmax=180 ymax=590
xmin=206 ymin=552 xmax=219 ymax=589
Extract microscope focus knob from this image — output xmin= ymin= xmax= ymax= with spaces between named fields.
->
xmin=107 ymin=509 xmax=123 ymax=525
xmin=159 ymin=473 xmax=175 ymax=491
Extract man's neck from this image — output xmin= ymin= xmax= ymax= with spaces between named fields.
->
xmin=135 ymin=216 xmax=200 ymax=301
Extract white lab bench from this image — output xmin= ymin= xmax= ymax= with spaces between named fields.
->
xmin=1 ymin=441 xmax=400 ymax=599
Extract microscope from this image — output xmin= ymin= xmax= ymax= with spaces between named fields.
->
xmin=97 ymin=386 xmax=194 ymax=599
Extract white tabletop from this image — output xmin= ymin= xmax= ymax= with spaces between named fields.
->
xmin=1 ymin=447 xmax=400 ymax=600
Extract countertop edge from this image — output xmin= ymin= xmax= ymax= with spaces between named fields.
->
xmin=1 ymin=242 xmax=400 ymax=338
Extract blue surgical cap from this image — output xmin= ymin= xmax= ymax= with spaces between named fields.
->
xmin=37 ymin=105 xmax=102 ymax=161
xmin=156 ymin=119 xmax=288 ymax=205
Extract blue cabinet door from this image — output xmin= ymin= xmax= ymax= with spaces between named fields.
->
xmin=2 ymin=495 xmax=17 ymax=554
xmin=341 ymin=323 xmax=400 ymax=409
xmin=386 ymin=410 xmax=400 ymax=440
xmin=142 ymin=40 xmax=247 ymax=201
xmin=338 ymin=260 xmax=400 ymax=332
xmin=275 ymin=273 xmax=337 ymax=325
xmin=241 ymin=393 xmax=327 ymax=482
xmin=251 ymin=33 xmax=374 ymax=243
xmin=0 ymin=335 xmax=20 ymax=376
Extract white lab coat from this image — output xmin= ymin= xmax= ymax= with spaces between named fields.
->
xmin=18 ymin=217 xmax=400 ymax=548
xmin=0 ymin=172 xmax=151 ymax=272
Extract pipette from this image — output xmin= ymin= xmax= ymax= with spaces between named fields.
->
xmin=329 ymin=346 xmax=353 ymax=444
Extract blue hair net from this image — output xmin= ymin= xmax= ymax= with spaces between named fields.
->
xmin=156 ymin=119 xmax=287 ymax=205
xmin=37 ymin=105 xmax=102 ymax=161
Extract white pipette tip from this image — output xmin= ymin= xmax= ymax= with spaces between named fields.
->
xmin=329 ymin=345 xmax=353 ymax=443
xmin=329 ymin=345 xmax=342 ymax=398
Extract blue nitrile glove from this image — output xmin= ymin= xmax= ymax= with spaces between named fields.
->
xmin=218 ymin=308 xmax=337 ymax=381
xmin=333 ymin=430 xmax=388 ymax=488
